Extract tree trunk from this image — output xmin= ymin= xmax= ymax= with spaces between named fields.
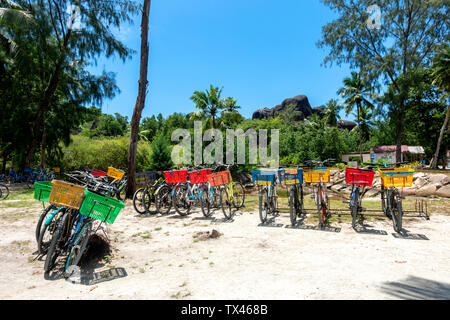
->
xmin=395 ymin=99 xmax=406 ymax=163
xmin=40 ymin=124 xmax=46 ymax=169
xmin=431 ymin=105 xmax=450 ymax=169
xmin=24 ymin=29 xmax=72 ymax=168
xmin=357 ymin=101 xmax=362 ymax=165
xmin=126 ymin=0 xmax=151 ymax=199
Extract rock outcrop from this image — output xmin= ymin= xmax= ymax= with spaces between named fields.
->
xmin=252 ymin=95 xmax=313 ymax=120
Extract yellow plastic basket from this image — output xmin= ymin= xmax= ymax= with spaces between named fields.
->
xmin=107 ymin=167 xmax=125 ymax=180
xmin=303 ymin=167 xmax=330 ymax=183
xmin=49 ymin=180 xmax=86 ymax=209
xmin=379 ymin=168 xmax=414 ymax=188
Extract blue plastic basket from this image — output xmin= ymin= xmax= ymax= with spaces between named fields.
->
xmin=278 ymin=169 xmax=303 ymax=186
xmin=251 ymin=170 xmax=276 ymax=186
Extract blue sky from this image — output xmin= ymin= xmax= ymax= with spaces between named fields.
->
xmin=88 ymin=0 xmax=353 ymax=121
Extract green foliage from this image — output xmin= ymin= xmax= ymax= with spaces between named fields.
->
xmin=60 ymin=135 xmax=151 ymax=172
xmin=148 ymin=134 xmax=173 ymax=171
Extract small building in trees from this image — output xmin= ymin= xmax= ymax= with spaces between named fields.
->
xmin=371 ymin=145 xmax=425 ymax=164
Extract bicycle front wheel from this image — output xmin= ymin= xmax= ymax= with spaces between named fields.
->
xmin=173 ymin=184 xmax=191 ymax=216
xmin=132 ymin=188 xmax=146 ymax=214
xmin=44 ymin=210 xmax=70 ymax=273
xmin=64 ymin=220 xmax=92 ymax=278
xmin=289 ymin=187 xmax=297 ymax=226
xmin=155 ymin=184 xmax=173 ymax=215
xmin=232 ymin=182 xmax=245 ymax=209
xmin=220 ymin=187 xmax=234 ymax=220
xmin=391 ymin=190 xmax=403 ymax=233
xmin=351 ymin=187 xmax=359 ymax=229
xmin=259 ymin=188 xmax=269 ymax=224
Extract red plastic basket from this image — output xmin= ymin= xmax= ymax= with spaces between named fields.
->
xmin=207 ymin=171 xmax=230 ymax=187
xmin=164 ymin=170 xmax=188 ymax=184
xmin=188 ymin=169 xmax=212 ymax=185
xmin=345 ymin=168 xmax=375 ymax=187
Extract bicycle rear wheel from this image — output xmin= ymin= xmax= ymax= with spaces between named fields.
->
xmin=35 ymin=204 xmax=57 ymax=244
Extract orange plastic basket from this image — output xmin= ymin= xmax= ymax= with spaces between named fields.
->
xmin=303 ymin=167 xmax=330 ymax=183
xmin=207 ymin=171 xmax=231 ymax=187
xmin=107 ymin=167 xmax=125 ymax=180
xmin=49 ymin=180 xmax=86 ymax=209
xmin=379 ymin=168 xmax=414 ymax=188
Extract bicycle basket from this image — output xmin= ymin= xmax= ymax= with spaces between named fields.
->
xmin=303 ymin=167 xmax=330 ymax=183
xmin=379 ymin=168 xmax=414 ymax=188
xmin=251 ymin=170 xmax=276 ymax=186
xmin=107 ymin=167 xmax=125 ymax=180
xmin=79 ymin=190 xmax=125 ymax=224
xmin=207 ymin=171 xmax=230 ymax=187
xmin=34 ymin=181 xmax=53 ymax=202
xmin=278 ymin=169 xmax=303 ymax=186
xmin=345 ymin=168 xmax=375 ymax=187
xmin=189 ymin=169 xmax=212 ymax=185
xmin=164 ymin=170 xmax=188 ymax=184
xmin=49 ymin=180 xmax=86 ymax=209
xmin=136 ymin=171 xmax=159 ymax=186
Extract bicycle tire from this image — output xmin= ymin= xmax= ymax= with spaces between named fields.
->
xmin=351 ymin=187 xmax=359 ymax=228
xmin=200 ymin=186 xmax=212 ymax=217
xmin=35 ymin=204 xmax=57 ymax=244
xmin=259 ymin=187 xmax=269 ymax=224
xmin=143 ymin=186 xmax=157 ymax=214
xmin=232 ymin=182 xmax=245 ymax=209
xmin=37 ymin=207 xmax=65 ymax=255
xmin=391 ymin=190 xmax=403 ymax=233
xmin=64 ymin=220 xmax=92 ymax=278
xmin=220 ymin=187 xmax=234 ymax=220
xmin=44 ymin=210 xmax=70 ymax=272
xmin=289 ymin=187 xmax=297 ymax=226
xmin=132 ymin=188 xmax=146 ymax=214
xmin=0 ymin=184 xmax=9 ymax=200
xmin=155 ymin=184 xmax=172 ymax=215
xmin=173 ymin=184 xmax=191 ymax=216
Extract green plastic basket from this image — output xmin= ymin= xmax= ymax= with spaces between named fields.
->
xmin=34 ymin=181 xmax=53 ymax=202
xmin=79 ymin=190 xmax=125 ymax=224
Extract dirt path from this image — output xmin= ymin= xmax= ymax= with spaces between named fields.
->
xmin=0 ymin=199 xmax=449 ymax=300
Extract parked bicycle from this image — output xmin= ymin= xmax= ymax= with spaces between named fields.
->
xmin=252 ymin=167 xmax=278 ymax=224
xmin=376 ymin=161 xmax=414 ymax=233
xmin=277 ymin=166 xmax=304 ymax=226
xmin=0 ymin=183 xmax=9 ymax=200
xmin=302 ymin=159 xmax=336 ymax=229
xmin=344 ymin=164 xmax=376 ymax=229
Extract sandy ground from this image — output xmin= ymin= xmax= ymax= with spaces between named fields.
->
xmin=0 ymin=194 xmax=450 ymax=300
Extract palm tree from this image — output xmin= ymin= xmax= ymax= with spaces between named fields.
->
xmin=324 ymin=99 xmax=343 ymax=127
xmin=222 ymin=97 xmax=241 ymax=112
xmin=0 ymin=1 xmax=33 ymax=58
xmin=190 ymin=85 xmax=226 ymax=129
xmin=352 ymin=104 xmax=375 ymax=142
xmin=338 ymin=71 xmax=376 ymax=162
xmin=430 ymin=44 xmax=450 ymax=169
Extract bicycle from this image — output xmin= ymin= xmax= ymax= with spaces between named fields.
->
xmin=302 ymin=159 xmax=336 ymax=229
xmin=252 ymin=167 xmax=278 ymax=224
xmin=376 ymin=161 xmax=414 ymax=233
xmin=344 ymin=165 xmax=376 ymax=229
xmin=133 ymin=176 xmax=164 ymax=215
xmin=208 ymin=164 xmax=245 ymax=220
xmin=277 ymin=166 xmax=304 ymax=226
xmin=171 ymin=168 xmax=210 ymax=217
